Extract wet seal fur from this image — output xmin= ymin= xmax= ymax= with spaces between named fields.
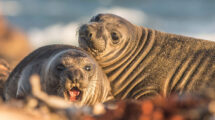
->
xmin=79 ymin=13 xmax=215 ymax=100
xmin=4 ymin=44 xmax=113 ymax=105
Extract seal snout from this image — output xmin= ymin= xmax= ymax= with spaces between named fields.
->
xmin=64 ymin=69 xmax=84 ymax=102
xmin=79 ymin=24 xmax=94 ymax=47
xmin=79 ymin=24 xmax=93 ymax=40
xmin=66 ymin=69 xmax=84 ymax=83
xmin=79 ymin=24 xmax=106 ymax=53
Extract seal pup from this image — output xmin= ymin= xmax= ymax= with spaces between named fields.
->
xmin=79 ymin=13 xmax=215 ymax=100
xmin=4 ymin=44 xmax=113 ymax=106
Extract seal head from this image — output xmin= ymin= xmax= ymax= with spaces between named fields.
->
xmin=78 ymin=14 xmax=141 ymax=66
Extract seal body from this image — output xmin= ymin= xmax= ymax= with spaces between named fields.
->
xmin=0 ymin=58 xmax=10 ymax=97
xmin=4 ymin=44 xmax=113 ymax=105
xmin=79 ymin=13 xmax=215 ymax=100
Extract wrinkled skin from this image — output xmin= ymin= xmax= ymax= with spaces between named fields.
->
xmin=79 ymin=13 xmax=215 ymax=100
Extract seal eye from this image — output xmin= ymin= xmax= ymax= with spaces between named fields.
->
xmin=56 ymin=64 xmax=65 ymax=71
xmin=111 ymin=32 xmax=119 ymax=44
xmin=84 ymin=65 xmax=91 ymax=71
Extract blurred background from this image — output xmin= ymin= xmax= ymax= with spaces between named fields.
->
xmin=0 ymin=0 xmax=215 ymax=48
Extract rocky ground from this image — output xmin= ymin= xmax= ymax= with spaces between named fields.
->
xmin=0 ymin=75 xmax=215 ymax=120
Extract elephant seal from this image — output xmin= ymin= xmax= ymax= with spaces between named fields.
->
xmin=79 ymin=13 xmax=215 ymax=100
xmin=0 ymin=58 xmax=10 ymax=98
xmin=4 ymin=44 xmax=113 ymax=106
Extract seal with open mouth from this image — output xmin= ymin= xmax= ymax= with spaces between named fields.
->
xmin=4 ymin=44 xmax=113 ymax=105
xmin=79 ymin=13 xmax=215 ymax=100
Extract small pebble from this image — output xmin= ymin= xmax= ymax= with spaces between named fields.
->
xmin=93 ymin=103 xmax=106 ymax=115
xmin=208 ymin=101 xmax=215 ymax=114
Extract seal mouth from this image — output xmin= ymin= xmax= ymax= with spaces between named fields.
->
xmin=79 ymin=36 xmax=100 ymax=55
xmin=64 ymin=87 xmax=82 ymax=102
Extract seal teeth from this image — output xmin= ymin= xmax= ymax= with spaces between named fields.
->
xmin=68 ymin=87 xmax=81 ymax=102
xmin=69 ymin=90 xmax=80 ymax=97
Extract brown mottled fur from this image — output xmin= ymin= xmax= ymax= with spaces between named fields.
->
xmin=79 ymin=13 xmax=215 ymax=100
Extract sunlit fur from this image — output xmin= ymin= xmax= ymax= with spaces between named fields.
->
xmin=4 ymin=45 xmax=113 ymax=106
xmin=0 ymin=58 xmax=10 ymax=97
xmin=79 ymin=13 xmax=215 ymax=100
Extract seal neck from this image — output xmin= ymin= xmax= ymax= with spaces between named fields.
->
xmin=104 ymin=26 xmax=156 ymax=99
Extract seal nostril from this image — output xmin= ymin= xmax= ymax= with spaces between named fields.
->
xmin=89 ymin=33 xmax=92 ymax=38
xmin=84 ymin=30 xmax=92 ymax=39
xmin=68 ymin=74 xmax=74 ymax=82
xmin=74 ymin=78 xmax=78 ymax=83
